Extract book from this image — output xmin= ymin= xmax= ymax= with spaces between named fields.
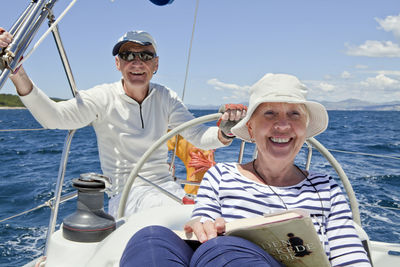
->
xmin=176 ymin=209 xmax=330 ymax=267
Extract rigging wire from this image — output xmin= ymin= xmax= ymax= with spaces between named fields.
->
xmin=0 ymin=128 xmax=46 ymax=132
xmin=169 ymin=0 xmax=200 ymax=172
xmin=298 ymin=143 xmax=400 ymax=161
xmin=327 ymin=148 xmax=400 ymax=160
xmin=0 ymin=192 xmax=77 ymax=223
xmin=1 ymin=131 xmax=399 ymax=222
xmin=0 ymin=127 xmax=398 ymax=161
xmin=0 ymin=203 xmax=48 ymax=223
xmin=180 ymin=0 xmax=199 ymax=102
xmin=16 ymin=0 xmax=78 ymax=69
xmin=362 ymin=202 xmax=400 ymax=211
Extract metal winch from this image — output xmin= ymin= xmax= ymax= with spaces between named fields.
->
xmin=62 ymin=173 xmax=115 ymax=242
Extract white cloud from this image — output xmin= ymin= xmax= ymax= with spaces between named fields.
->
xmin=356 ymin=69 xmax=400 ymax=77
xmin=376 ymin=13 xmax=400 ymax=39
xmin=304 ymin=80 xmax=345 ymax=101
xmin=207 ymin=78 xmax=250 ymax=91
xmin=393 ymin=91 xmax=400 ymax=98
xmin=341 ymin=71 xmax=351 ymax=79
xmin=346 ymin=14 xmax=400 ymax=58
xmin=346 ymin=40 xmax=400 ymax=57
xmin=360 ymin=74 xmax=400 ymax=91
xmin=305 ymin=74 xmax=400 ymax=103
xmin=318 ymin=82 xmax=335 ymax=92
xmin=355 ymin=64 xmax=368 ymax=69
xmin=376 ymin=70 xmax=400 ymax=77
xmin=223 ymin=95 xmax=238 ymax=100
xmin=361 ymin=70 xmax=400 ymax=77
xmin=207 ymin=78 xmax=250 ymax=101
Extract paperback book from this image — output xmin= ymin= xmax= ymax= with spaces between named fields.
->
xmin=177 ymin=209 xmax=330 ymax=267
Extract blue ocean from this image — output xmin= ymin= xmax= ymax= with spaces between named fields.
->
xmin=0 ymin=109 xmax=399 ymax=266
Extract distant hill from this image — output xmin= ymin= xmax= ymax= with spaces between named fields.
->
xmin=188 ymin=99 xmax=400 ymax=111
xmin=186 ymin=104 xmax=220 ymax=110
xmin=0 ymin=93 xmax=64 ymax=108
xmin=0 ymin=94 xmax=24 ymax=107
xmin=318 ymin=99 xmax=400 ymax=111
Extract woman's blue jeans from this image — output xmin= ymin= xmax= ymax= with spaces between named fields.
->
xmin=120 ymin=225 xmax=283 ymax=267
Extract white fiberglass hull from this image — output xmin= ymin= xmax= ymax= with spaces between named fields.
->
xmin=22 ymin=204 xmax=400 ymax=267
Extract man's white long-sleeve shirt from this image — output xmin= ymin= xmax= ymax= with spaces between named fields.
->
xmin=20 ymin=80 xmax=224 ymax=215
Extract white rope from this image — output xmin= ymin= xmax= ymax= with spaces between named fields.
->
xmin=16 ymin=0 xmax=78 ymax=69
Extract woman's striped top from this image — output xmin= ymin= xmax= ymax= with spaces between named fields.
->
xmin=191 ymin=162 xmax=371 ymax=267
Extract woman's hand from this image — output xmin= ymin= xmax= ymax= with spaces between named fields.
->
xmin=184 ymin=217 xmax=226 ymax=243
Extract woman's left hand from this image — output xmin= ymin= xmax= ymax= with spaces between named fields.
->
xmin=184 ymin=217 xmax=226 ymax=243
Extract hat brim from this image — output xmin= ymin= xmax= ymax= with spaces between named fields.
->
xmin=231 ymin=100 xmax=329 ymax=142
xmin=112 ymin=40 xmax=153 ymax=56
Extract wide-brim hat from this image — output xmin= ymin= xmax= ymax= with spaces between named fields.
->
xmin=112 ymin=31 xmax=157 ymax=56
xmin=231 ymin=73 xmax=329 ymax=142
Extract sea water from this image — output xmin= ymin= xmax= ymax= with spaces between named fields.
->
xmin=0 ymin=109 xmax=399 ymax=266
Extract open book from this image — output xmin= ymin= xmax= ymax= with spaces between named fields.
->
xmin=176 ymin=209 xmax=330 ymax=267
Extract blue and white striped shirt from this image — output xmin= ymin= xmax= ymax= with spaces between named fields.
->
xmin=192 ymin=162 xmax=371 ymax=266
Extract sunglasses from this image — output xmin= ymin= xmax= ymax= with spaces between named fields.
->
xmin=118 ymin=51 xmax=156 ymax=62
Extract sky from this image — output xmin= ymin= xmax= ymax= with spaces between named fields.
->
xmin=1 ymin=0 xmax=400 ymax=106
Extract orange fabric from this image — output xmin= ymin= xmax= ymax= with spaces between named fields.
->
xmin=167 ymin=135 xmax=215 ymax=194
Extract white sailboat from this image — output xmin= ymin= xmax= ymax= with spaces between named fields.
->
xmin=23 ymin=118 xmax=400 ymax=267
xmin=1 ymin=1 xmax=399 ymax=266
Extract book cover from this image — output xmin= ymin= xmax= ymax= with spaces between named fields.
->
xmin=177 ymin=209 xmax=330 ymax=267
xmin=225 ymin=210 xmax=330 ymax=267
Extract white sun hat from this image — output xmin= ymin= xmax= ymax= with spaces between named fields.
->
xmin=231 ymin=73 xmax=329 ymax=142
xmin=112 ymin=30 xmax=157 ymax=56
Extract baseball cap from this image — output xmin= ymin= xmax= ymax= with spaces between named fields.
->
xmin=112 ymin=31 xmax=157 ymax=56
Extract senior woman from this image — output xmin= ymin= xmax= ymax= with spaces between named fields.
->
xmin=120 ymin=73 xmax=371 ymax=267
